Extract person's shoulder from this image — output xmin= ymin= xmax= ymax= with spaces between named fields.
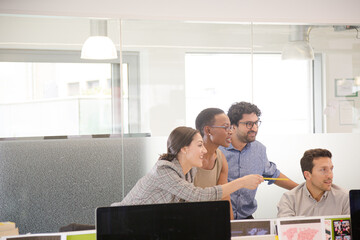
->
xmin=330 ymin=184 xmax=349 ymax=196
xmin=247 ymin=140 xmax=266 ymax=152
xmin=155 ymin=159 xmax=183 ymax=175
xmin=218 ymin=145 xmax=229 ymax=152
xmin=218 ymin=145 xmax=234 ymax=157
xmin=216 ymin=148 xmax=227 ymax=168
xmin=216 ymin=148 xmax=225 ymax=159
xmin=283 ymin=182 xmax=305 ymax=196
xmin=157 ymin=159 xmax=174 ymax=167
xmin=157 ymin=159 xmax=180 ymax=168
xmin=251 ymin=140 xmax=265 ymax=148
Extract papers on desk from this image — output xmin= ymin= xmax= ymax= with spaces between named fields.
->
xmin=276 ymin=217 xmax=325 ymax=240
xmin=231 ymin=219 xmax=274 ymax=237
xmin=0 ymin=222 xmax=19 ymax=238
xmin=232 ymin=235 xmax=276 ymax=240
xmin=230 ymin=215 xmax=351 ymax=240
xmin=0 ymin=216 xmax=352 ymax=240
xmin=276 ymin=215 xmax=350 ymax=240
xmin=66 ymin=232 xmax=95 ymax=240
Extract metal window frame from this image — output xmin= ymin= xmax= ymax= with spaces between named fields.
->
xmin=0 ymin=49 xmax=141 ymax=137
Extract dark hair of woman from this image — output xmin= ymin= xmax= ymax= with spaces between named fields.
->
xmin=159 ymin=126 xmax=199 ymax=161
xmin=195 ymin=108 xmax=225 ymax=137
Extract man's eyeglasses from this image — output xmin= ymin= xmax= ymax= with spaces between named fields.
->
xmin=238 ymin=120 xmax=262 ymax=129
xmin=210 ymin=125 xmax=234 ymax=132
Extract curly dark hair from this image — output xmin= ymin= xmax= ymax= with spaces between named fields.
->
xmin=227 ymin=102 xmax=261 ymax=126
xmin=195 ymin=108 xmax=225 ymax=137
xmin=300 ymin=148 xmax=332 ymax=179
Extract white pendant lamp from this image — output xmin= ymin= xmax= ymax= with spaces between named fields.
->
xmin=81 ymin=19 xmax=118 ymax=60
xmin=282 ymin=25 xmax=314 ymax=61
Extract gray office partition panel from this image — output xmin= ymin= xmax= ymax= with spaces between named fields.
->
xmin=122 ymin=136 xmax=167 ymax=195
xmin=0 ymin=138 xmax=124 ymax=234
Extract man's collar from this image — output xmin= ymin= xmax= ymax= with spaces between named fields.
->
xmin=227 ymin=143 xmax=236 ymax=150
xmin=227 ymin=142 xmax=251 ymax=151
xmin=304 ymin=182 xmax=329 ymax=201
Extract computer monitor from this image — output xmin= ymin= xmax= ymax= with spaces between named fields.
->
xmin=350 ymin=189 xmax=360 ymax=240
xmin=96 ymin=201 xmax=231 ymax=240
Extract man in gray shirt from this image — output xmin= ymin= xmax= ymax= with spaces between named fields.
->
xmin=277 ymin=148 xmax=349 ymax=217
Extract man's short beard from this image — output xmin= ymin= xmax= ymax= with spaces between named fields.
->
xmin=237 ymin=131 xmax=256 ymax=143
xmin=245 ymin=131 xmax=256 ymax=143
xmin=245 ymin=136 xmax=256 ymax=143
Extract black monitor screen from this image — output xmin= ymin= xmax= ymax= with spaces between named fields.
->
xmin=350 ymin=189 xmax=360 ymax=240
xmin=96 ymin=201 xmax=230 ymax=240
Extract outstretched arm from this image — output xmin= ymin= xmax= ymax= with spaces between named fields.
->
xmin=157 ymin=164 xmax=261 ymax=202
xmin=221 ymin=174 xmax=264 ymax=198
xmin=274 ymin=172 xmax=298 ymax=190
xmin=157 ymin=163 xmax=263 ymax=202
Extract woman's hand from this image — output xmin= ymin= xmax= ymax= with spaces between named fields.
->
xmin=240 ymin=174 xmax=264 ymax=190
xmin=221 ymin=174 xmax=264 ymax=198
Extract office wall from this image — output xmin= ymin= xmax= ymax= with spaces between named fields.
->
xmin=3 ymin=16 xmax=360 ymax=135
xmin=1 ymin=0 xmax=360 ymax=24
xmin=325 ymin=53 xmax=360 ymax=133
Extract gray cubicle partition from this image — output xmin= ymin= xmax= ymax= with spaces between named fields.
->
xmin=0 ymin=136 xmax=165 ymax=234
xmin=4 ymin=133 xmax=360 ymax=234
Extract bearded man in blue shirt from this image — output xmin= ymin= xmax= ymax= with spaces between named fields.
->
xmin=219 ymin=101 xmax=298 ymax=219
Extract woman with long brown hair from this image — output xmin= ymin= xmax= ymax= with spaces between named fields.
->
xmin=112 ymin=126 xmax=263 ymax=206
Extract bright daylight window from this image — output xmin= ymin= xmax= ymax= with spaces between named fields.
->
xmin=0 ymin=62 xmax=114 ymax=138
xmin=185 ymin=53 xmax=312 ymax=135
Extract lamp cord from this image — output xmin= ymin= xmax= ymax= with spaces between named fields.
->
xmin=306 ymin=26 xmax=313 ymax=42
xmin=355 ymin=27 xmax=360 ymax=39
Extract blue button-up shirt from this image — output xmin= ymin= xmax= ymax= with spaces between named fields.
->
xmin=219 ymin=141 xmax=280 ymax=219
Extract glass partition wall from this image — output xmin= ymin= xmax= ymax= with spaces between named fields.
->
xmin=0 ymin=15 xmax=125 ymax=234
xmin=0 ymin=16 xmax=122 ymax=137
xmin=1 ymin=16 xmax=359 ymax=138
xmin=120 ymin=20 xmax=360 ymax=136
xmin=0 ymin=14 xmax=359 ymax=233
